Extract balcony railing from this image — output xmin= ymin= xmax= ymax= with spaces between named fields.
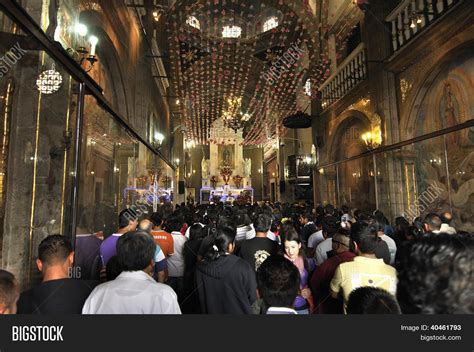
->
xmin=386 ymin=0 xmax=461 ymax=52
xmin=319 ymin=43 xmax=367 ymax=110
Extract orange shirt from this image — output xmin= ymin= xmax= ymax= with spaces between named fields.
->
xmin=151 ymin=230 xmax=174 ymax=257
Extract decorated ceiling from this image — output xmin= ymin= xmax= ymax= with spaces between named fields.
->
xmin=162 ymin=0 xmax=331 ymax=145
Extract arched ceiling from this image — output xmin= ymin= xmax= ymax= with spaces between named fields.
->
xmin=159 ymin=0 xmax=326 ymax=145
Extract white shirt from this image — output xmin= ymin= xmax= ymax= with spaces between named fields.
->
xmin=167 ymin=231 xmax=187 ymax=277
xmin=380 ymin=234 xmax=397 ymax=265
xmin=307 ymin=230 xmax=325 ymax=249
xmin=314 ymin=237 xmax=333 ymax=265
xmin=236 ymin=225 xmax=255 ymax=242
xmin=267 ymin=231 xmax=279 ymax=243
xmin=266 ymin=307 xmax=298 ymax=315
xmin=82 ymin=271 xmax=181 ymax=314
xmin=440 ymin=223 xmax=456 ymax=234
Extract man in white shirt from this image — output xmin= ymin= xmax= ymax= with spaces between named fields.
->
xmin=164 ymin=216 xmax=187 ymax=303
xmin=82 ymin=231 xmax=181 ymax=314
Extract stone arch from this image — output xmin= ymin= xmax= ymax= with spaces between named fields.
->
xmin=326 ymin=109 xmax=371 ymax=162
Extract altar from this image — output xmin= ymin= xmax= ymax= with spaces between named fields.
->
xmin=200 ymin=186 xmax=253 ymax=204
xmin=199 ymin=126 xmax=253 ymax=204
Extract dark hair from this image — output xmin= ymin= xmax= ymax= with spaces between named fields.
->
xmin=257 ymin=255 xmax=300 ymax=308
xmin=299 ymin=212 xmax=312 ymax=221
xmin=397 ymin=233 xmax=474 ymax=314
xmin=350 ymin=223 xmax=379 ymax=254
xmin=322 ymin=216 xmax=339 ymax=237
xmin=284 ymin=228 xmax=301 ymax=244
xmin=164 ymin=216 xmax=183 ymax=233
xmin=347 ymin=287 xmax=401 ymax=314
xmin=105 ymin=255 xmax=122 ymax=281
xmin=38 ymin=235 xmax=73 ymax=266
xmin=150 ymin=212 xmax=164 ymax=227
xmin=203 ymin=225 xmax=236 ymax=261
xmin=423 ymin=213 xmax=442 ymax=231
xmin=254 ymin=213 xmax=272 ymax=233
xmin=189 ymin=223 xmax=204 ymax=241
xmin=341 ymin=205 xmax=350 ymax=214
xmin=0 ymin=269 xmax=18 ymax=309
xmin=324 ymin=204 xmax=335 ymax=215
xmin=116 ymin=231 xmax=156 ymax=271
xmin=119 ymin=208 xmax=138 ymax=229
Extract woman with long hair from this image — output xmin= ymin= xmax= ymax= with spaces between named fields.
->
xmin=195 ymin=224 xmax=257 ymax=314
xmin=283 ymin=228 xmax=316 ymax=314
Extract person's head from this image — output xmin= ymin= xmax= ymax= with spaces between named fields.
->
xmin=298 ymin=212 xmax=311 ymax=225
xmin=150 ymin=212 xmax=164 ymax=229
xmin=397 ymin=233 xmax=474 ymax=314
xmin=105 ymin=255 xmax=123 ymax=281
xmin=322 ymin=216 xmax=338 ymax=239
xmin=138 ymin=219 xmax=153 ymax=234
xmin=164 ymin=216 xmax=183 ymax=233
xmin=440 ymin=211 xmax=453 ymax=225
xmin=0 ymin=270 xmax=19 ymax=314
xmin=423 ymin=213 xmax=442 ymax=233
xmin=204 ymin=225 xmax=236 ymax=261
xmin=324 ymin=204 xmax=335 ymax=215
xmin=37 ymin=235 xmax=74 ymax=278
xmin=118 ymin=208 xmax=138 ymax=231
xmin=189 ymin=223 xmax=204 ymax=241
xmin=116 ymin=231 xmax=156 ymax=273
xmin=350 ymin=223 xmax=379 ymax=255
xmin=284 ymin=229 xmax=302 ymax=261
xmin=254 ymin=213 xmax=272 ymax=233
xmin=346 ymin=287 xmax=401 ymax=314
xmin=332 ymin=231 xmax=351 ymax=254
xmin=257 ymin=255 xmax=300 ymax=309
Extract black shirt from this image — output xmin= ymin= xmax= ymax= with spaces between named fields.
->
xmin=17 ymin=278 xmax=98 ymax=314
xmin=239 ymin=237 xmax=280 ymax=271
xmin=375 ymin=239 xmax=391 ymax=265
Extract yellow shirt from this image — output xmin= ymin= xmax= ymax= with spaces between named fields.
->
xmin=330 ymin=256 xmax=397 ymax=312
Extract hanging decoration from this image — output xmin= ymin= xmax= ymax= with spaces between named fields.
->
xmin=165 ymin=0 xmax=323 ymax=145
xmin=36 ymin=63 xmax=63 ymax=94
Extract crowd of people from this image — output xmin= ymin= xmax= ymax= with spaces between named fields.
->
xmin=0 ymin=201 xmax=472 ymax=315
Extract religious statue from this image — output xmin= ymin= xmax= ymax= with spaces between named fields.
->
xmin=244 ymin=158 xmax=251 ymax=177
xmin=201 ymin=158 xmax=210 ymax=179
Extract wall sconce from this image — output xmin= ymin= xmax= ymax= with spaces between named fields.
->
xmin=175 ymin=158 xmax=180 ymax=165
xmin=153 ymin=132 xmax=164 ymax=150
xmin=66 ymin=24 xmax=99 ymax=72
xmin=361 ymin=127 xmax=382 ymax=150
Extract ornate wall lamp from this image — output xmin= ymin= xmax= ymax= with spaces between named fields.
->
xmin=67 ymin=23 xmax=99 ymax=72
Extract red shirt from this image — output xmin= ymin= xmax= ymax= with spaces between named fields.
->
xmin=310 ymin=251 xmax=356 ymax=314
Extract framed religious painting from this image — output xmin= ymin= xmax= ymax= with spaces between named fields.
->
xmin=218 ymin=144 xmax=235 ymax=168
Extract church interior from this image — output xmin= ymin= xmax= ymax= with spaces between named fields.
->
xmin=0 ymin=0 xmax=472 ymax=290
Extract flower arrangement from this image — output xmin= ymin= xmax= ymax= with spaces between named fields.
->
xmin=210 ymin=175 xmax=219 ymax=189
xmin=220 ymin=166 xmax=233 ymax=185
xmin=232 ymin=175 xmax=243 ymax=189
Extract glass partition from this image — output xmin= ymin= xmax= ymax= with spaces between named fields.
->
xmin=0 ymin=9 xmax=80 ymax=287
xmin=315 ymin=125 xmax=474 ymax=233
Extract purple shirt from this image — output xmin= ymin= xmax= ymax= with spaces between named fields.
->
xmin=100 ymin=234 xmax=121 ymax=266
xmin=75 ymin=234 xmax=102 ymax=279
